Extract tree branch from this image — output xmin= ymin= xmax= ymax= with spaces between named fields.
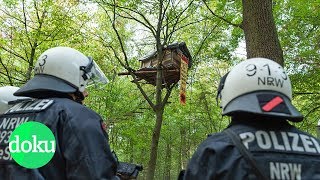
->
xmin=162 ymin=82 xmax=177 ymax=107
xmin=0 ymin=46 xmax=27 ymax=62
xmin=305 ymin=105 xmax=320 ymax=119
xmin=22 ymin=0 xmax=32 ymax=46
xmin=108 ymin=45 xmax=156 ymax=110
xmin=193 ymin=22 xmax=220 ymax=62
xmin=0 ymin=9 xmax=25 ymax=25
xmin=0 ymin=56 xmax=13 ymax=85
xmin=202 ymin=0 xmax=242 ymax=28
xmin=34 ymin=1 xmax=41 ymax=24
xmin=168 ymin=18 xmax=208 ymax=43
xmin=0 ymin=71 xmax=25 ymax=83
xmin=99 ymin=1 xmax=130 ymax=68
xmin=163 ymin=0 xmax=195 ymax=29
xmin=99 ymin=0 xmax=156 ymax=37
xmin=294 ymin=92 xmax=320 ymax=96
xmin=166 ymin=0 xmax=195 ymax=43
xmin=100 ymin=3 xmax=156 ymax=109
xmin=114 ymin=11 xmax=155 ymax=37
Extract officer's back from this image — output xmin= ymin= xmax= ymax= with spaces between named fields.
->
xmin=2 ymin=97 xmax=116 ymax=179
xmin=0 ymin=47 xmax=118 ymax=179
xmin=0 ymin=86 xmax=44 ymax=179
xmin=184 ymin=58 xmax=320 ymax=180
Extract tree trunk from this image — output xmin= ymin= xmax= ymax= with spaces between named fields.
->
xmin=146 ymin=108 xmax=164 ymax=180
xmin=242 ymin=0 xmax=284 ymax=66
xmin=129 ymin=138 xmax=134 ymax=163
xmin=177 ymin=136 xmax=182 ymax=177
xmin=164 ymin=142 xmax=172 ymax=180
xmin=146 ymin=11 xmax=165 ymax=177
xmin=27 ymin=44 xmax=37 ymax=82
xmin=180 ymin=128 xmax=188 ymax=169
xmin=140 ymin=147 xmax=147 ymax=180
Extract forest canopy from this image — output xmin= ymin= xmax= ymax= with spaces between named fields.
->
xmin=0 ymin=0 xmax=319 ymax=179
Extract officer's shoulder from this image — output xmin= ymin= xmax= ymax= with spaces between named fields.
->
xmin=53 ymin=98 xmax=81 ymax=107
xmin=194 ymin=132 xmax=233 ymax=154
xmin=52 ymin=98 xmax=97 ymax=114
xmin=204 ymin=131 xmax=231 ymax=144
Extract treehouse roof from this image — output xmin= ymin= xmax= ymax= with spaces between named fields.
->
xmin=139 ymin=42 xmax=192 ymax=67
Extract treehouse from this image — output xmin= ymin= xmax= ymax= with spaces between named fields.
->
xmin=139 ymin=42 xmax=192 ymax=69
xmin=132 ymin=42 xmax=192 ymax=86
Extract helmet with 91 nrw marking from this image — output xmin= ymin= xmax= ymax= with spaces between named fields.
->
xmin=217 ymin=57 xmax=303 ymax=122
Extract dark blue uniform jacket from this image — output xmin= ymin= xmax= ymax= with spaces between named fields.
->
xmin=184 ymin=119 xmax=320 ymax=180
xmin=0 ymin=98 xmax=118 ymax=180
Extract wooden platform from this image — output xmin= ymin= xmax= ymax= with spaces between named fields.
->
xmin=119 ymin=42 xmax=192 ymax=87
xmin=118 ymin=67 xmax=180 ymax=86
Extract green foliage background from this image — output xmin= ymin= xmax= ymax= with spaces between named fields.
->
xmin=0 ymin=0 xmax=319 ymax=179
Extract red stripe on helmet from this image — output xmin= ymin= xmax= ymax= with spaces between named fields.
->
xmin=262 ymin=96 xmax=284 ymax=112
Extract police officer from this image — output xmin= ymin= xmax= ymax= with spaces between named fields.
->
xmin=183 ymin=58 xmax=320 ymax=179
xmin=0 ymin=86 xmax=26 ymax=114
xmin=0 ymin=47 xmax=118 ymax=179
xmin=0 ymin=86 xmax=44 ymax=179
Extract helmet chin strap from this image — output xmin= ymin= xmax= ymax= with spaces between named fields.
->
xmin=216 ymin=72 xmax=229 ymax=106
xmin=74 ymin=91 xmax=85 ymax=104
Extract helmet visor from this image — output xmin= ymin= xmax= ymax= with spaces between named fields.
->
xmin=86 ymin=60 xmax=109 ymax=88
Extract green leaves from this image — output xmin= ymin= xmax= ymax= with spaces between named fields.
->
xmin=1 ymin=0 xmax=320 ymax=178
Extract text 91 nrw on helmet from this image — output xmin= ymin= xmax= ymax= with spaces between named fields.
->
xmin=218 ymin=57 xmax=303 ymax=122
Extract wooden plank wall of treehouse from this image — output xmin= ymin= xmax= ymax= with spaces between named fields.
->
xmin=118 ymin=42 xmax=192 ymax=87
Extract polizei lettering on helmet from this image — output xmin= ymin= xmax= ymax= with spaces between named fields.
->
xmin=239 ymin=131 xmax=320 ymax=154
xmin=9 ymin=135 xmax=55 ymax=153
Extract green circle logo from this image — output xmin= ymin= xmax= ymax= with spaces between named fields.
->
xmin=8 ymin=121 xmax=56 ymax=169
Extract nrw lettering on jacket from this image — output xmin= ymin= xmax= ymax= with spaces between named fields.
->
xmin=0 ymin=117 xmax=29 ymax=130
xmin=239 ymin=130 xmax=320 ymax=154
xmin=270 ymin=162 xmax=301 ymax=180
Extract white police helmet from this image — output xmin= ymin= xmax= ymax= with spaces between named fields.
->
xmin=0 ymin=86 xmax=30 ymax=114
xmin=15 ymin=47 xmax=108 ymax=97
xmin=217 ymin=57 xmax=303 ymax=122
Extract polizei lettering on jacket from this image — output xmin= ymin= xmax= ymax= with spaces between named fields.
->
xmin=5 ymin=99 xmax=54 ymax=114
xmin=239 ymin=130 xmax=320 ymax=154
